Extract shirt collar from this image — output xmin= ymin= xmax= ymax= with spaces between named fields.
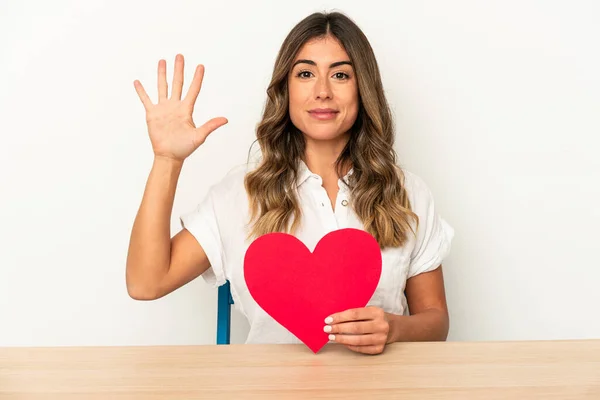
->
xmin=296 ymin=159 xmax=354 ymax=188
xmin=296 ymin=159 xmax=313 ymax=186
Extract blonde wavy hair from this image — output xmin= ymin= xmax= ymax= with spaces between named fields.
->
xmin=244 ymin=11 xmax=418 ymax=249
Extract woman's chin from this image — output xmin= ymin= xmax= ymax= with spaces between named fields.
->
xmin=302 ymin=130 xmax=349 ymax=144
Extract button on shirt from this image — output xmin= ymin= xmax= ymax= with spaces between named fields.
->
xmin=180 ymin=161 xmax=454 ymax=344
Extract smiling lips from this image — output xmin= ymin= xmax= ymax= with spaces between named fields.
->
xmin=308 ymin=108 xmax=339 ymax=120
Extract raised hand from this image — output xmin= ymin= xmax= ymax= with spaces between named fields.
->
xmin=133 ymin=54 xmax=228 ymax=162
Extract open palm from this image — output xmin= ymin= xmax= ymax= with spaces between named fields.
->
xmin=133 ymin=54 xmax=228 ymax=162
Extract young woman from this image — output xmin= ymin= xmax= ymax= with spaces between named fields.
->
xmin=127 ymin=11 xmax=454 ymax=355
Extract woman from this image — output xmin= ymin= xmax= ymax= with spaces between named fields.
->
xmin=127 ymin=11 xmax=454 ymax=355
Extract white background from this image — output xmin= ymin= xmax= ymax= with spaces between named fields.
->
xmin=1 ymin=0 xmax=599 ymax=347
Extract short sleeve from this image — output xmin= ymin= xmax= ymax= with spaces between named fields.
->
xmin=407 ymin=174 xmax=455 ymax=278
xmin=179 ymin=187 xmax=227 ymax=288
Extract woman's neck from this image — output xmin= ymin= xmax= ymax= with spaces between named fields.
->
xmin=302 ymin=135 xmax=351 ymax=180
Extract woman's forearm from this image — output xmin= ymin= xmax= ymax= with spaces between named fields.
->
xmin=126 ymin=156 xmax=183 ymax=299
xmin=385 ymin=309 xmax=449 ymax=343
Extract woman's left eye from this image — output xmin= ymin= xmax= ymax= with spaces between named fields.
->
xmin=334 ymin=72 xmax=350 ymax=80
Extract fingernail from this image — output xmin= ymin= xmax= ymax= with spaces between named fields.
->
xmin=325 ymin=317 xmax=333 ymax=324
xmin=324 ymin=325 xmax=332 ymax=333
xmin=328 ymin=334 xmax=335 ymax=341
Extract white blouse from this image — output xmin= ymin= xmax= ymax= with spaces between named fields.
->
xmin=180 ymin=160 xmax=455 ymax=344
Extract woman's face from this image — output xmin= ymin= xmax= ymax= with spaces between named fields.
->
xmin=288 ymin=35 xmax=359 ymax=146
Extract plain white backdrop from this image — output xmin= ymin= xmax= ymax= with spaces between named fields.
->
xmin=1 ymin=0 xmax=599 ymax=347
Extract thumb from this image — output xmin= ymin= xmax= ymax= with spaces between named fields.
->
xmin=195 ymin=117 xmax=228 ymax=145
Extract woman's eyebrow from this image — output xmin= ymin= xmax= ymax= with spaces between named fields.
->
xmin=292 ymin=59 xmax=353 ymax=68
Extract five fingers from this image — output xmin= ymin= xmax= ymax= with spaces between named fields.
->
xmin=133 ymin=54 xmax=205 ymax=111
xmin=325 ymin=307 xmax=390 ymax=355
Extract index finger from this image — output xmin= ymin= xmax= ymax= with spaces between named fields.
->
xmin=326 ymin=307 xmax=375 ymax=324
xmin=183 ymin=64 xmax=205 ymax=110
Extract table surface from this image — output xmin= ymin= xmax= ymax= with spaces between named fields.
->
xmin=1 ymin=340 xmax=599 ymax=399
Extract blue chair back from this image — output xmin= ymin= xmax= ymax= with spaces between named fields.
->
xmin=216 ymin=281 xmax=233 ymax=344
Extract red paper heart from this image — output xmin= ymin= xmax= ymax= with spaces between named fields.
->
xmin=244 ymin=228 xmax=382 ymax=353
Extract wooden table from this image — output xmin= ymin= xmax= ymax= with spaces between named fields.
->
xmin=1 ymin=340 xmax=599 ymax=399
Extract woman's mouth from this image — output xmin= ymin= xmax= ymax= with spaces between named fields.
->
xmin=308 ymin=109 xmax=339 ymax=120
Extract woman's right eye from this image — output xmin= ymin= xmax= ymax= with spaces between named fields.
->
xmin=296 ymin=70 xmax=313 ymax=79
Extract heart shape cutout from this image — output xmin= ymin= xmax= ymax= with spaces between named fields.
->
xmin=244 ymin=228 xmax=382 ymax=353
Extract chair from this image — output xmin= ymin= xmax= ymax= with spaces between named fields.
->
xmin=216 ymin=280 xmax=234 ymax=344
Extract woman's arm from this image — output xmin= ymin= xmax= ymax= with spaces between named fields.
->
xmin=125 ymin=157 xmax=212 ymax=300
xmin=386 ymin=265 xmax=449 ymax=342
